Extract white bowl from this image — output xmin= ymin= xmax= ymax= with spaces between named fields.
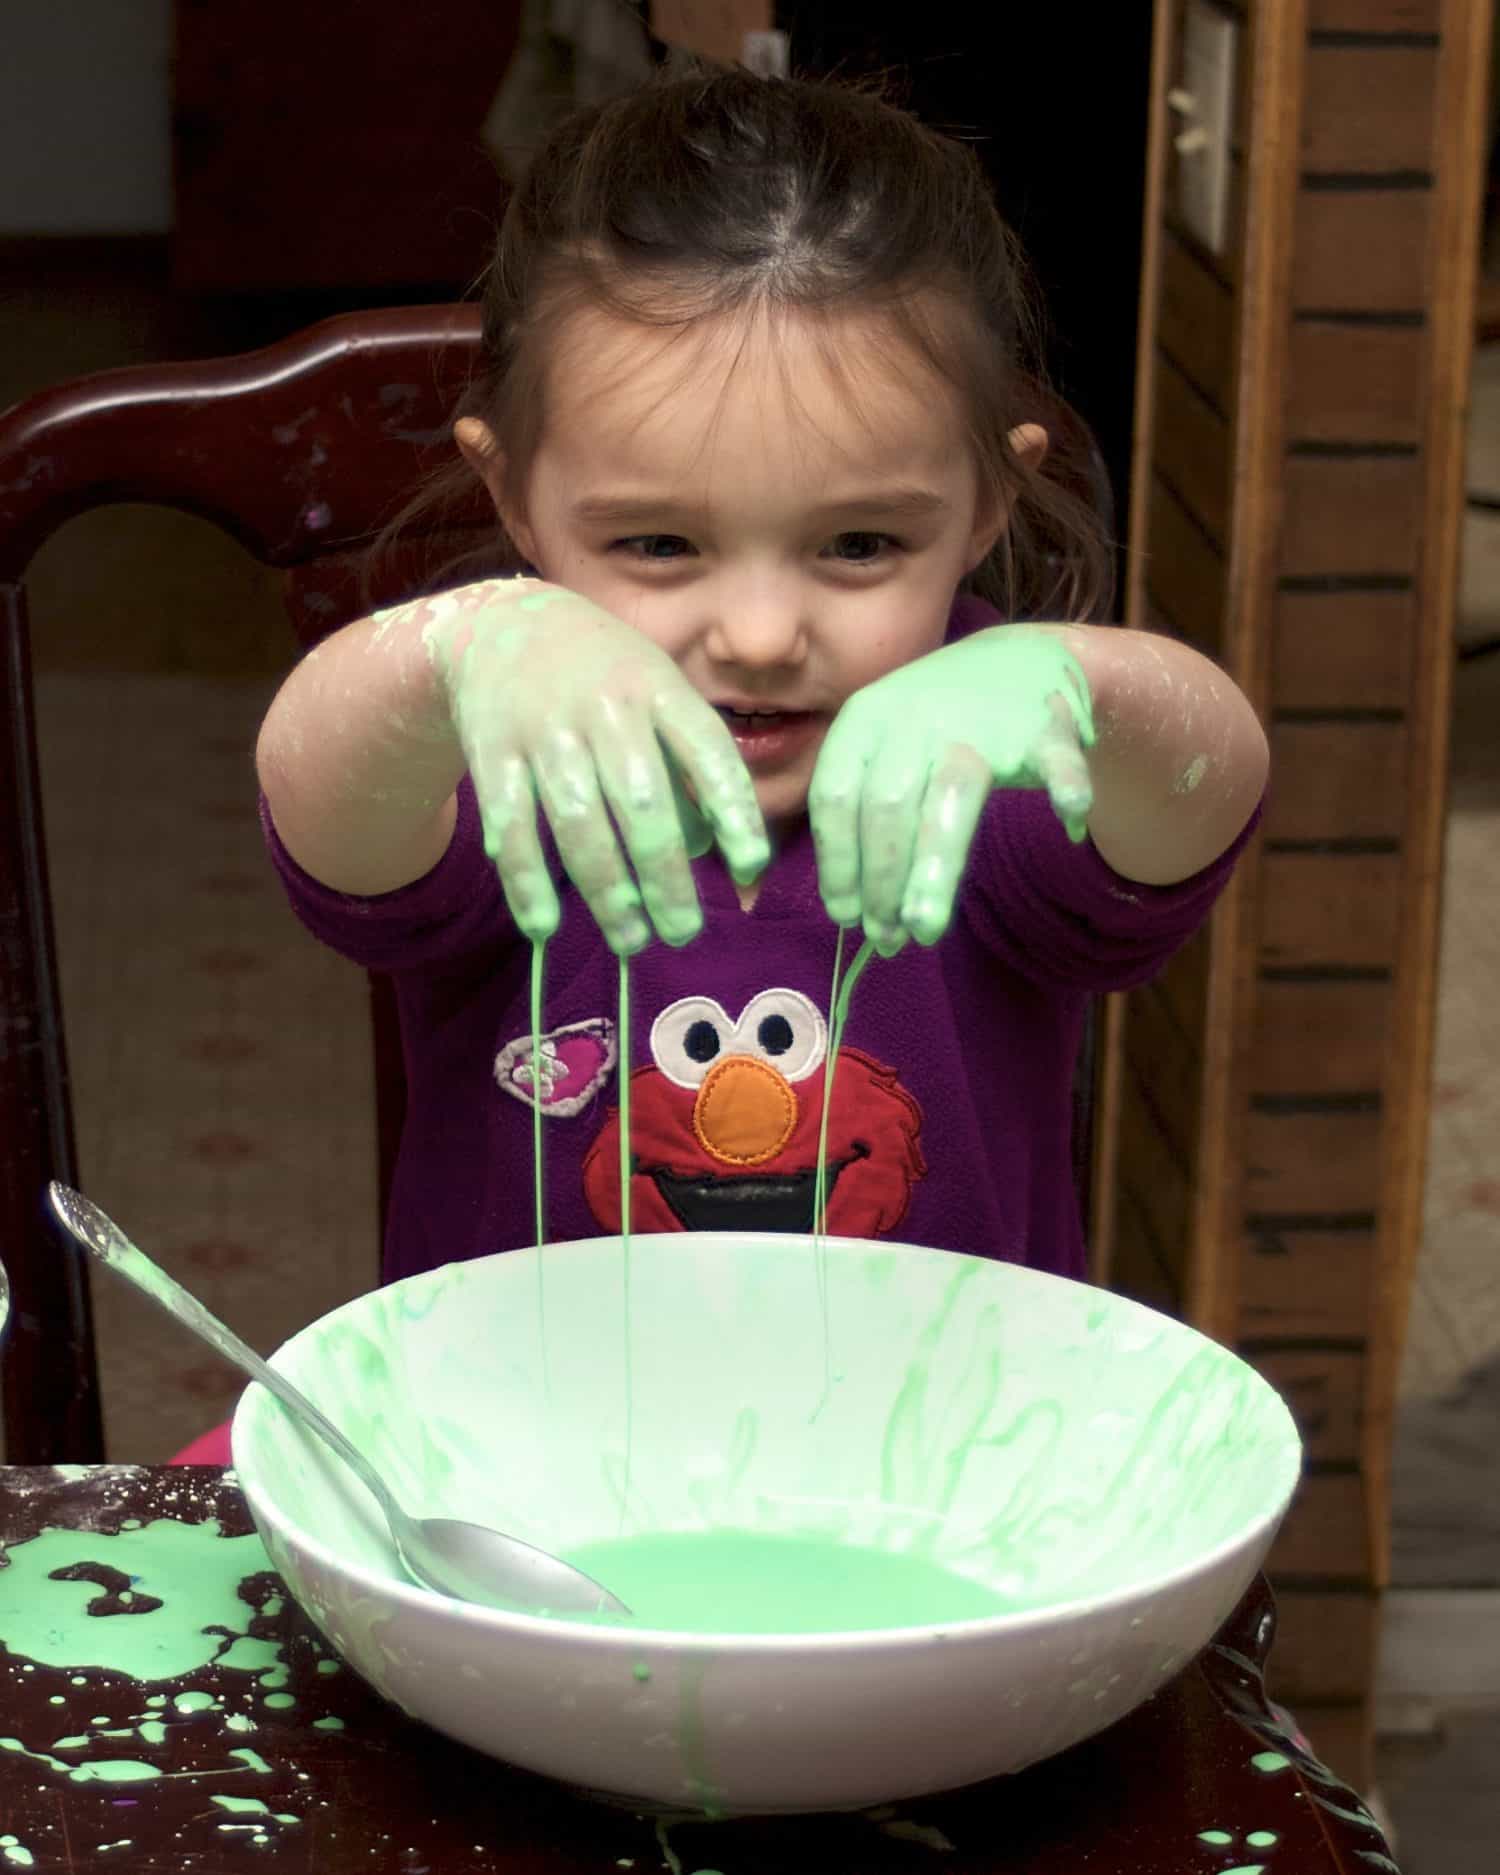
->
xmin=232 ymin=1232 xmax=1301 ymax=1814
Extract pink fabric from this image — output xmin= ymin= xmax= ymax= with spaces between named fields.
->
xmin=169 ymin=1420 xmax=233 ymax=1466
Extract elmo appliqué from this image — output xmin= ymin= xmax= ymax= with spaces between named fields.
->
xmin=582 ymin=987 xmax=926 ymax=1237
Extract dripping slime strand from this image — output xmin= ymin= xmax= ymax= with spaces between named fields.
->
xmin=617 ymin=949 xmax=634 ymax=1535
xmin=530 ymin=938 xmax=549 ymax=1400
xmin=810 ymin=932 xmax=877 ymax=1419
xmin=811 ymin=925 xmax=847 ymax=1403
xmin=813 ymin=925 xmax=847 ymax=1247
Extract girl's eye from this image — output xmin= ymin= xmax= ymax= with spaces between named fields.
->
xmin=613 ymin=535 xmax=693 ymax=561
xmin=827 ymin=531 xmax=902 ymax=564
xmin=607 ymin=528 xmax=903 ymax=562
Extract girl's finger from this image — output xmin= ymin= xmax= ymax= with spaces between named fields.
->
xmin=1036 ymin=701 xmax=1095 ymax=842
xmin=654 ymin=693 xmax=770 ymax=886
xmin=471 ymin=745 xmax=562 ymax=943
xmin=670 ymin=766 xmax=714 ymax=861
xmin=529 ymin=726 xmax=650 ymax=955
xmin=900 ymin=742 xmax=992 ymax=945
xmin=807 ymin=707 xmax=870 ymax=927
xmin=1060 ymin=658 xmax=1097 ymax=746
xmin=590 ymin=704 xmax=705 ymax=949
xmin=857 ymin=739 xmax=930 ymax=949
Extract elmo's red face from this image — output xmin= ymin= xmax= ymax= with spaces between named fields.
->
xmin=583 ymin=988 xmax=925 ymax=1238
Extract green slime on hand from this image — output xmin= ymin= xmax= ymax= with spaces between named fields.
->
xmin=810 ymin=625 xmax=1095 ymax=947
xmin=419 ymin=582 xmax=769 ymax=953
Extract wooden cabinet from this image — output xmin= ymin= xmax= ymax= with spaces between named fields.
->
xmin=1114 ymin=0 xmax=1490 ymax=1789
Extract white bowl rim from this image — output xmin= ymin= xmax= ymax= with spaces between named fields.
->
xmin=232 ymin=1232 xmax=1304 ymax=1655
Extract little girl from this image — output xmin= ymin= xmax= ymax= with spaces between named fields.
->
xmin=254 ymin=62 xmax=1266 ymax=1297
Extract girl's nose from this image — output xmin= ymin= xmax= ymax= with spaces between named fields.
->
xmin=704 ymin=587 xmax=809 ymax=669
xmin=692 ymin=1056 xmax=798 ymax=1166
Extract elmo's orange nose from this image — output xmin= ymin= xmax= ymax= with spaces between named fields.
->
xmin=692 ymin=1055 xmax=797 ymax=1166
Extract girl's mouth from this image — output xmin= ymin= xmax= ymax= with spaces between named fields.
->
xmin=716 ymin=705 xmax=825 ymax=770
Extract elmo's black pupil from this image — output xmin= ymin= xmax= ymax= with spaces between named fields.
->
xmin=758 ymin=1014 xmax=794 ymax=1056
xmin=684 ymin=1021 xmax=720 ymax=1063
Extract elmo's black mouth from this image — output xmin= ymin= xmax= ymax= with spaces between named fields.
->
xmin=642 ymin=1143 xmax=870 ymax=1233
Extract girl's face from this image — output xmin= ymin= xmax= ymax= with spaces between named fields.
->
xmin=458 ymin=301 xmax=1037 ymax=828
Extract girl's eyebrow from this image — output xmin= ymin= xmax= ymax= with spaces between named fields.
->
xmin=570 ymin=488 xmax=950 ymax=525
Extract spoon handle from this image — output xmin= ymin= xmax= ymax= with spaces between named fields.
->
xmin=46 ymin=1183 xmax=401 ymax=1526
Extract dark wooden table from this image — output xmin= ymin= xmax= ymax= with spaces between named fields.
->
xmin=0 ymin=1467 xmax=1399 ymax=1873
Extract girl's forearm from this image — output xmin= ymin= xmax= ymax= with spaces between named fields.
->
xmin=1040 ymin=624 xmax=1269 ymax=885
xmin=255 ymin=605 xmax=468 ymax=896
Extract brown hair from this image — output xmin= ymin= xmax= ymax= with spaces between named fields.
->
xmin=371 ymin=56 xmax=1114 ymax=621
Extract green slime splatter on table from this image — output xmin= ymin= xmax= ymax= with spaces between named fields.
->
xmin=0 ymin=1520 xmax=271 ymax=1682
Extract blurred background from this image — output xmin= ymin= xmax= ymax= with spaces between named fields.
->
xmin=1 ymin=3 xmax=1497 ymax=1869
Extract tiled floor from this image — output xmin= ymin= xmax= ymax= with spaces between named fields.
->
xmin=32 ymin=672 xmax=379 ymax=1462
xmin=1384 ymin=359 xmax=1500 ymax=1602
xmin=1389 ymin=646 xmax=1500 ymax=1423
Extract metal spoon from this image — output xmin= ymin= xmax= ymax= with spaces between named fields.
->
xmin=46 ymin=1182 xmax=630 ymax=1619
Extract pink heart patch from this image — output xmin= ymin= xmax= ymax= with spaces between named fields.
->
xmin=494 ymin=1017 xmax=617 ymax=1118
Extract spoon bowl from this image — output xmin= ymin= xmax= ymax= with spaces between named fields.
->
xmin=44 ymin=1182 xmax=628 ymax=1619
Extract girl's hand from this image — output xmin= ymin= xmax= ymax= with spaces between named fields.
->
xmin=420 ymin=582 xmax=769 ymax=953
xmin=809 ymin=626 xmax=1095 ymax=953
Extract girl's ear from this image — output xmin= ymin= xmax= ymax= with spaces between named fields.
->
xmin=1008 ymin=421 xmax=1049 ymax=474
xmin=966 ymin=423 xmax=1051 ymax=570
xmin=454 ymin=417 xmax=538 ymax=565
xmin=453 ymin=415 xmax=503 ymax=499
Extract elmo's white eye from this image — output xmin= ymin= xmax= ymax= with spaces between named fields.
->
xmin=731 ymin=989 xmax=827 ymax=1084
xmin=649 ymin=996 xmax=735 ymax=1089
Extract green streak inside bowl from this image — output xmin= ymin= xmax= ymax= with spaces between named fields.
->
xmin=242 ymin=1234 xmax=1301 ymax=1627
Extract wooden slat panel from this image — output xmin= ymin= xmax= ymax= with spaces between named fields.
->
xmin=1287 ymin=322 xmax=1425 ymax=445
xmin=1253 ymin=1347 xmax=1365 ymax=1465
xmin=1148 ymin=928 xmax=1212 ymax=1052
xmin=1111 ymin=1191 xmax=1183 ymax=1317
xmin=1244 ymin=1110 xmax=1384 ymax=1213
xmin=1158 ymin=233 xmax=1236 ymax=413
xmin=1272 ymin=1471 xmax=1373 ymax=1581
xmin=1144 ymin=475 xmax=1227 ymax=649
xmin=1259 ymin=852 xmax=1403 ymax=969
xmin=1250 ymin=980 xmax=1392 ymax=1093
xmin=1154 ymin=353 xmax=1232 ymax=545
xmin=1268 ymin=1588 xmax=1380 ymax=1703
xmin=1301 ymin=49 xmax=1438 ymax=174
xmin=1280 ymin=456 xmax=1424 ymax=578
xmin=1264 ymin=722 xmax=1407 ymax=843
xmin=1307 ymin=0 xmax=1439 ymax=29
xmin=1116 ymin=1073 xmax=1193 ymax=1290
xmin=1271 ymin=587 xmax=1416 ymax=710
xmin=1241 ymin=1223 xmax=1375 ymax=1342
xmin=1126 ymin=980 xmax=1203 ymax=1167
xmin=1292 ymin=191 xmax=1429 ymax=311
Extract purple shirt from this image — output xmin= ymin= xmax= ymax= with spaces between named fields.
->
xmin=265 ymin=594 xmax=1256 ymax=1285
